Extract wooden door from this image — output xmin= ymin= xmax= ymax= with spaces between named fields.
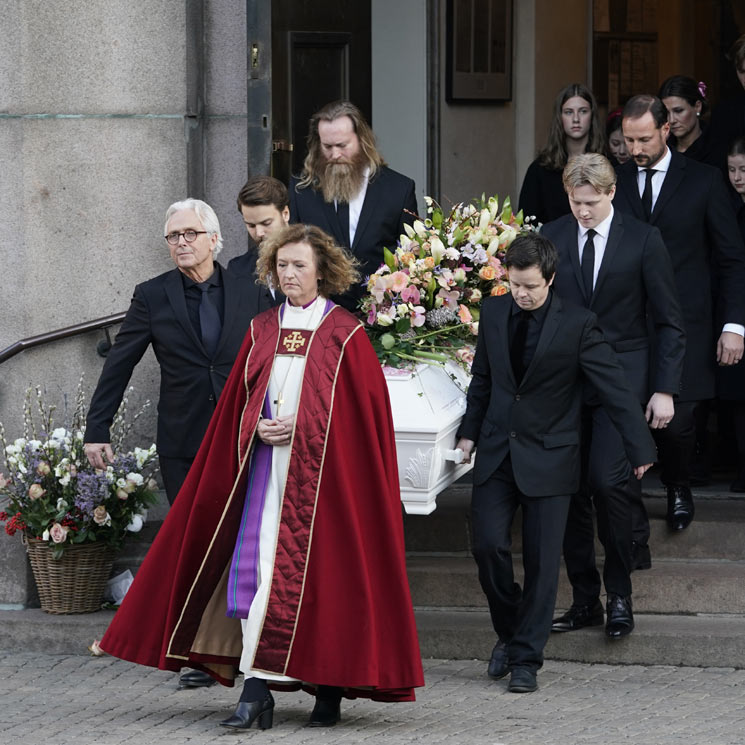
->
xmin=270 ymin=0 xmax=372 ymax=184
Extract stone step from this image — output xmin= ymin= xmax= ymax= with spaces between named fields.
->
xmin=403 ymin=483 xmax=745 ymax=561
xmin=4 ymin=605 xmax=744 ymax=670
xmin=415 ymin=608 xmax=745 ymax=668
xmin=406 ymin=555 xmax=745 ymax=615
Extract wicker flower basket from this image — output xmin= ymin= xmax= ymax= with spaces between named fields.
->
xmin=25 ymin=537 xmax=114 ymax=614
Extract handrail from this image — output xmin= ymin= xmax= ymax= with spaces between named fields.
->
xmin=0 ymin=312 xmax=127 ymax=364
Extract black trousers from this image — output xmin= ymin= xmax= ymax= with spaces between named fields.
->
xmin=471 ymin=457 xmax=570 ymax=671
xmin=159 ymin=455 xmax=195 ymax=506
xmin=563 ymin=405 xmax=639 ymax=605
xmin=651 ymin=399 xmax=699 ymax=487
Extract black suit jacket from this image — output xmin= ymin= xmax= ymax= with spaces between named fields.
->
xmin=85 ymin=265 xmax=255 ymax=458
xmin=457 ymin=294 xmax=657 ymax=494
xmin=614 ymin=150 xmax=745 ymax=401
xmin=543 ymin=210 xmax=686 ymax=402
xmin=227 ymin=248 xmax=283 ymax=315
xmin=288 ymin=165 xmax=417 ymax=309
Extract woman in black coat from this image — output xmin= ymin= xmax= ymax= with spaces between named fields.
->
xmin=518 ymin=83 xmax=604 ymax=225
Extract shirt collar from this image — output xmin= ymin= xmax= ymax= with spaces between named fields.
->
xmin=579 ymin=205 xmax=614 ymax=242
xmin=511 ymin=288 xmax=552 ymax=321
xmin=636 ymin=146 xmax=671 ymax=175
xmin=181 ymin=263 xmax=221 ymax=290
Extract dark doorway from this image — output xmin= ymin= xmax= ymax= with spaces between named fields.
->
xmin=270 ymin=0 xmax=372 ymax=184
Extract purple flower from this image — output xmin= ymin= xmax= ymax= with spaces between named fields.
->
xmin=75 ymin=471 xmax=108 ymax=516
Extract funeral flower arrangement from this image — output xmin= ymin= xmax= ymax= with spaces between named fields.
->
xmin=360 ymin=194 xmax=536 ymax=369
xmin=0 ymin=383 xmax=158 ymax=559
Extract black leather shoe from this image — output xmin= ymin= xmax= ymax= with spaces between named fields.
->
xmin=507 ymin=667 xmax=537 ymax=693
xmin=666 ymin=486 xmax=694 ymax=531
xmin=487 ymin=640 xmax=508 ymax=679
xmin=631 ymin=540 xmax=652 ymax=571
xmin=551 ymin=600 xmax=604 ymax=632
xmin=307 ymin=686 xmax=342 ymax=727
xmin=178 ymin=669 xmax=216 ymax=688
xmin=220 ymin=692 xmax=274 ymax=729
xmin=605 ymin=594 xmax=634 ymax=638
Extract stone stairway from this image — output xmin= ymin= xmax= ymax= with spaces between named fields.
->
xmin=404 ymin=475 xmax=745 ymax=668
xmin=3 ymin=474 xmax=745 ymax=666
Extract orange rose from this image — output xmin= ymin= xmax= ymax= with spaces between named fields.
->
xmin=491 ymin=285 xmax=509 ymax=296
xmin=479 ymin=266 xmax=497 ymax=281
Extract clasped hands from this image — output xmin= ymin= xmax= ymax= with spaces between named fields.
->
xmin=257 ymin=414 xmax=295 ymax=447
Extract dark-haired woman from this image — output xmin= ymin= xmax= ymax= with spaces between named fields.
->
xmin=518 ymin=83 xmax=604 ymax=225
xmin=659 ymin=75 xmax=722 ymax=170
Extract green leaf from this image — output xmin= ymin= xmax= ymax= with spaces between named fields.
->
xmin=380 ymin=333 xmax=396 ymax=350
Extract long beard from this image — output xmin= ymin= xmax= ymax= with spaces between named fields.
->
xmin=319 ymin=157 xmax=367 ymax=204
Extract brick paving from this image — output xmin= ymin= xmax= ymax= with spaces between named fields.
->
xmin=1 ymin=652 xmax=744 ymax=744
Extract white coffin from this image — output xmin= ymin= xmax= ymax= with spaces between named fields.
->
xmin=384 ymin=361 xmax=473 ymax=514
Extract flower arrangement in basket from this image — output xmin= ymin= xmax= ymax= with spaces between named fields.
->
xmin=360 ymin=194 xmax=536 ymax=370
xmin=0 ymin=381 xmax=158 ymax=560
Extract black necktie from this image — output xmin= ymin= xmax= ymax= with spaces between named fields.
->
xmin=198 ymin=283 xmax=221 ymax=357
xmin=336 ymin=201 xmax=350 ymax=246
xmin=642 ymin=168 xmax=655 ymax=220
xmin=581 ymin=229 xmax=596 ymax=300
xmin=510 ymin=310 xmax=530 ymax=383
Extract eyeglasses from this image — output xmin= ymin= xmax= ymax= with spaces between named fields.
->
xmin=165 ymin=230 xmax=209 ymax=245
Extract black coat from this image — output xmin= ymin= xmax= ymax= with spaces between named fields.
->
xmin=85 ymin=265 xmax=255 ymax=458
xmin=457 ymin=293 xmax=657 ymax=494
xmin=613 ymin=151 xmax=745 ymax=401
xmin=543 ymin=210 xmax=686 ymax=402
xmin=288 ymin=166 xmax=417 ymax=309
xmin=518 ymin=159 xmax=570 ymax=225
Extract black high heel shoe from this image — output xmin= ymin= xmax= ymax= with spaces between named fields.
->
xmin=220 ymin=691 xmax=274 ymax=730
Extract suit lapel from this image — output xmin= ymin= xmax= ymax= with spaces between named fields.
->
xmin=651 ymin=151 xmax=685 ymax=223
xmin=352 ymin=171 xmax=384 ymax=252
xmin=322 ymin=199 xmax=348 ymax=247
xmin=521 ymin=294 xmax=561 ymax=387
xmin=617 ymin=165 xmax=645 ymax=220
xmin=591 ymin=212 xmax=623 ymax=304
xmin=164 ymin=269 xmax=205 ymax=354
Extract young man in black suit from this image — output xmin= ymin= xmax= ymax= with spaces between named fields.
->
xmin=543 ymin=153 xmax=685 ymax=638
xmin=228 ymin=176 xmax=288 ymax=312
xmin=288 ymin=100 xmax=417 ymax=310
xmin=614 ymin=95 xmax=745 ymax=532
xmin=456 ymin=234 xmax=656 ymax=694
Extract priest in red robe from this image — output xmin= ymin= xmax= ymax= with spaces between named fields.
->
xmin=100 ymin=224 xmax=424 ymax=730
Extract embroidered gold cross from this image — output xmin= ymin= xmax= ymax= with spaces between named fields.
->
xmin=282 ymin=331 xmax=306 ymax=353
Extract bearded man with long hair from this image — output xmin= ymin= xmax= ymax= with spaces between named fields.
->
xmin=289 ymin=100 xmax=417 ymax=310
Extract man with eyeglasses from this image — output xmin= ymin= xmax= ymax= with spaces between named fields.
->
xmin=84 ymin=199 xmax=255 ymax=506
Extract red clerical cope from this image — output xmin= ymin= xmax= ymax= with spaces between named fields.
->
xmin=100 ymin=303 xmax=424 ymax=702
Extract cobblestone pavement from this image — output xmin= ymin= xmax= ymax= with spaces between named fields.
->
xmin=1 ymin=652 xmax=744 ymax=745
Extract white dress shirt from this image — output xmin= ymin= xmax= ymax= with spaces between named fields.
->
xmin=335 ymin=167 xmax=370 ymax=246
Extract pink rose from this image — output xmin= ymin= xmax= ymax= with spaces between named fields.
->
xmin=116 ymin=488 xmax=129 ymax=500
xmin=36 ymin=462 xmax=51 ymax=476
xmin=49 ymin=522 xmax=69 ymax=544
xmin=92 ymin=505 xmax=110 ymax=526
xmin=28 ymin=483 xmax=46 ymax=500
xmin=0 ymin=473 xmax=9 ymax=490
